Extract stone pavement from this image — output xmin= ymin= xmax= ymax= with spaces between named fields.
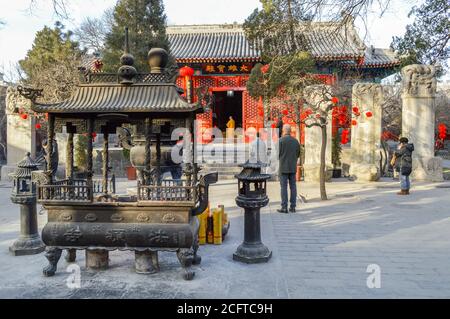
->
xmin=0 ymin=177 xmax=450 ymax=298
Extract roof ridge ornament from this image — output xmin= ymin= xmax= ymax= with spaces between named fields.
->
xmin=117 ymin=27 xmax=138 ymax=85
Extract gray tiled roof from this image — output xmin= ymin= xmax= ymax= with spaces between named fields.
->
xmin=167 ymin=23 xmax=368 ymax=62
xmin=342 ymin=47 xmax=400 ymax=68
xmin=32 ymin=84 xmax=200 ymax=114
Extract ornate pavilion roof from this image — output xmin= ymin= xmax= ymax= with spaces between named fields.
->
xmin=32 ymin=82 xmax=199 ymax=114
xmin=167 ymin=23 xmax=399 ymax=67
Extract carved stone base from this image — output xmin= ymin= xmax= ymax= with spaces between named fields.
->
xmin=86 ymin=249 xmax=109 ymax=270
xmin=233 ymin=242 xmax=272 ymax=264
xmin=303 ymin=164 xmax=333 ymax=182
xmin=9 ymin=235 xmax=45 ymax=256
xmin=135 ymin=250 xmax=159 ymax=274
xmin=411 ymin=157 xmax=443 ymax=182
xmin=349 ymin=163 xmax=380 ymax=182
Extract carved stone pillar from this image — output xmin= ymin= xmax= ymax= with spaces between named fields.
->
xmin=401 ymin=64 xmax=443 ymax=182
xmin=349 ymin=83 xmax=383 ymax=181
xmin=303 ymin=85 xmax=333 ymax=183
xmin=144 ymin=117 xmax=152 ymax=185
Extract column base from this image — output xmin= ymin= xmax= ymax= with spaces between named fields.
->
xmin=233 ymin=243 xmax=272 ymax=264
xmin=349 ymin=163 xmax=380 ymax=182
xmin=9 ymin=235 xmax=45 ymax=256
xmin=303 ymin=164 xmax=332 ymax=182
xmin=135 ymin=250 xmax=160 ymax=274
xmin=411 ymin=157 xmax=443 ymax=182
xmin=85 ymin=249 xmax=109 ymax=270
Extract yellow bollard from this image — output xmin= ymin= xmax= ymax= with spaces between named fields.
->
xmin=198 ymin=205 xmax=208 ymax=245
xmin=213 ymin=207 xmax=223 ymax=245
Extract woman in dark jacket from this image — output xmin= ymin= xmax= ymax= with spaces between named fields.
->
xmin=393 ymin=137 xmax=414 ymax=195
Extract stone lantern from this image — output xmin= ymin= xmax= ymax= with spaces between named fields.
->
xmin=233 ymin=161 xmax=272 ymax=263
xmin=9 ymin=152 xmax=45 ymax=256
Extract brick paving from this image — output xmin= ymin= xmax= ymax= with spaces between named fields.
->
xmin=0 ymin=178 xmax=449 ymax=298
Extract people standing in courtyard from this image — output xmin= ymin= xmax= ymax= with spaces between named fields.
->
xmin=278 ymin=124 xmax=300 ymax=213
xmin=392 ymin=137 xmax=414 ymax=195
xmin=250 ymin=132 xmax=268 ymax=165
xmin=276 ymin=114 xmax=284 ymax=139
xmin=226 ymin=116 xmax=235 ymax=139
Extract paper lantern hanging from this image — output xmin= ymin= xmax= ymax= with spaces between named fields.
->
xmin=35 ymin=123 xmax=42 ymax=129
xmin=179 ymin=66 xmax=194 ymax=77
xmin=365 ymin=111 xmax=373 ymax=118
xmin=331 ymin=97 xmax=339 ymax=104
xmin=351 ymin=120 xmax=358 ymax=126
xmin=282 ymin=109 xmax=289 ymax=116
xmin=21 ymin=113 xmax=28 ymax=120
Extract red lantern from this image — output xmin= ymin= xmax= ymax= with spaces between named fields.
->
xmin=341 ymin=129 xmax=350 ymax=144
xmin=21 ymin=113 xmax=28 ymax=120
xmin=258 ymin=109 xmax=264 ymax=117
xmin=92 ymin=132 xmax=97 ymax=138
xmin=271 ymin=123 xmax=277 ymax=129
xmin=331 ymin=97 xmax=339 ymax=104
xmin=352 ymin=107 xmax=359 ymax=113
xmin=35 ymin=123 xmax=41 ymax=129
xmin=282 ymin=109 xmax=289 ymax=116
xmin=179 ymin=66 xmax=194 ymax=77
xmin=261 ymin=64 xmax=270 ymax=74
xmin=315 ymin=114 xmax=321 ymax=119
xmin=351 ymin=120 xmax=357 ymax=126
xmin=438 ymin=123 xmax=447 ymax=140
xmin=365 ymin=111 xmax=373 ymax=118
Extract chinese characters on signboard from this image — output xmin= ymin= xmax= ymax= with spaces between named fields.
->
xmin=202 ymin=63 xmax=254 ymax=74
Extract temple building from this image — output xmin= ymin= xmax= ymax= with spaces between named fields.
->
xmin=167 ymin=21 xmax=400 ymax=135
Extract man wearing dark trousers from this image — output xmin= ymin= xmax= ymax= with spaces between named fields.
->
xmin=278 ymin=124 xmax=300 ymax=213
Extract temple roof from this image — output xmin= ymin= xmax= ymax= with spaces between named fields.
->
xmin=167 ymin=23 xmax=400 ymax=68
xmin=167 ymin=22 xmax=368 ymax=63
xmin=343 ymin=47 xmax=400 ymax=68
xmin=32 ymin=83 xmax=200 ymax=114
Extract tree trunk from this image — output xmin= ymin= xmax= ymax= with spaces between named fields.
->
xmin=320 ymin=125 xmax=328 ymax=200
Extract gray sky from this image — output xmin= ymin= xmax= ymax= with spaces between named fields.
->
xmin=0 ymin=0 xmax=419 ymax=79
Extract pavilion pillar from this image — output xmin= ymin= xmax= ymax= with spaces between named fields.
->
xmin=102 ymin=131 xmax=109 ymax=195
xmin=87 ymin=118 xmax=94 ymax=201
xmin=145 ymin=117 xmax=152 ymax=185
xmin=46 ymin=114 xmax=55 ymax=182
xmin=401 ymin=64 xmax=443 ymax=182
xmin=184 ymin=116 xmax=193 ymax=186
xmin=156 ymin=133 xmax=161 ymax=185
xmin=65 ymin=130 xmax=75 ymax=180
xmin=349 ymin=83 xmax=383 ymax=182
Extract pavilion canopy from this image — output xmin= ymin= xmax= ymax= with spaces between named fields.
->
xmin=32 ymin=83 xmax=200 ymax=114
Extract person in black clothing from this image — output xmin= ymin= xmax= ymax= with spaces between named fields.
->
xmin=277 ymin=124 xmax=300 ymax=213
xmin=276 ymin=113 xmax=284 ymax=139
xmin=392 ymin=137 xmax=414 ymax=195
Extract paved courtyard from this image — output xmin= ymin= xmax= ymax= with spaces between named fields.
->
xmin=0 ymin=177 xmax=450 ymax=299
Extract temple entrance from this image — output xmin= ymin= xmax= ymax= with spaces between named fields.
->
xmin=212 ymin=91 xmax=243 ymax=132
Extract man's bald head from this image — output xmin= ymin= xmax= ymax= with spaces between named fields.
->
xmin=282 ymin=124 xmax=291 ymax=136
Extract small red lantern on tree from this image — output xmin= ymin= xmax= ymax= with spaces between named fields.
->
xmin=282 ymin=109 xmax=289 ymax=116
xmin=35 ymin=123 xmax=42 ymax=130
xmin=365 ymin=111 xmax=373 ymax=118
xmin=438 ymin=123 xmax=447 ymax=140
xmin=261 ymin=64 xmax=270 ymax=74
xmin=331 ymin=97 xmax=339 ymax=104
xmin=21 ymin=113 xmax=28 ymax=120
xmin=341 ymin=129 xmax=350 ymax=144
xmin=352 ymin=120 xmax=358 ymax=126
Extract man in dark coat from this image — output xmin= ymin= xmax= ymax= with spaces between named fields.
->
xmin=393 ymin=137 xmax=414 ymax=195
xmin=278 ymin=124 xmax=300 ymax=213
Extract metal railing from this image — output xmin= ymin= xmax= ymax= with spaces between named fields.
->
xmin=137 ymin=180 xmax=196 ymax=202
xmin=37 ymin=175 xmax=116 ymax=202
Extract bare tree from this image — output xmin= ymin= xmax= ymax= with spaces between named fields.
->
xmin=29 ymin=0 xmax=70 ymax=19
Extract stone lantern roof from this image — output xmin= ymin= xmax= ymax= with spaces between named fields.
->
xmin=9 ymin=152 xmax=39 ymax=179
xmin=235 ymin=161 xmax=271 ymax=181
